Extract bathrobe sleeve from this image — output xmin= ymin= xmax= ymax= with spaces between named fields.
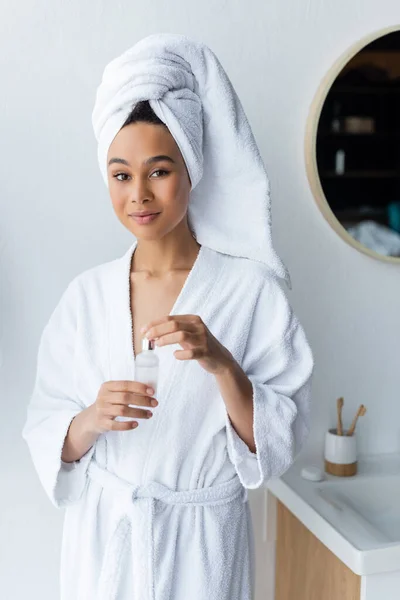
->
xmin=224 ymin=274 xmax=314 ymax=489
xmin=22 ymin=276 xmax=96 ymax=509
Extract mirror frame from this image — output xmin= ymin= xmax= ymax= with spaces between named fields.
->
xmin=305 ymin=24 xmax=400 ymax=264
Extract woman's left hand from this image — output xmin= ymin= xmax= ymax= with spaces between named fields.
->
xmin=140 ymin=315 xmax=235 ymax=375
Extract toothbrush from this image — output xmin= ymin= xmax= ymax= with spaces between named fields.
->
xmin=346 ymin=404 xmax=367 ymax=436
xmin=336 ymin=397 xmax=344 ymax=435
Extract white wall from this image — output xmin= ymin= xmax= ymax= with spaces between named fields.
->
xmin=2 ymin=1 xmax=400 ymax=598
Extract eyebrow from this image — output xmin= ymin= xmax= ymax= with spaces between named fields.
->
xmin=107 ymin=155 xmax=176 ymax=168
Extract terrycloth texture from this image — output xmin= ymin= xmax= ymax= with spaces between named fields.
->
xmin=22 ymin=240 xmax=313 ymax=599
xmin=88 ymin=460 xmax=246 ymax=600
xmin=92 ymin=32 xmax=291 ymax=286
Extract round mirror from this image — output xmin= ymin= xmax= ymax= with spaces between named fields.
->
xmin=305 ymin=26 xmax=400 ymax=262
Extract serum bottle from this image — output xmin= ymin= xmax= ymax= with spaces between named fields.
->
xmin=115 ymin=338 xmax=159 ymax=423
xmin=134 ymin=337 xmax=159 ymax=396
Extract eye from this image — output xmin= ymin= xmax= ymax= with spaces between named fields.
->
xmin=151 ymin=169 xmax=169 ymax=177
xmin=113 ymin=172 xmax=130 ymax=182
xmin=112 ymin=169 xmax=169 ymax=182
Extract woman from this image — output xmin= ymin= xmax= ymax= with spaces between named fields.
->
xmin=22 ymin=33 xmax=314 ymax=600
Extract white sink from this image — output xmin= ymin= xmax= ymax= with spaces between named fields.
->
xmin=316 ymin=475 xmax=400 ymax=545
xmin=267 ymin=453 xmax=400 ymax=575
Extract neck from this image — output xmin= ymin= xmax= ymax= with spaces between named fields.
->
xmin=132 ymin=228 xmax=201 ymax=277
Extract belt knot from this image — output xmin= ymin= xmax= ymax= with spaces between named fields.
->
xmin=131 ymin=481 xmax=171 ymax=502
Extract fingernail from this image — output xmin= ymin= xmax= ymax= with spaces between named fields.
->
xmin=141 ymin=325 xmax=148 ymax=333
xmin=151 ymin=399 xmax=158 ymax=407
xmin=147 ymin=411 xmax=153 ymax=418
xmin=146 ymin=387 xmax=154 ymax=395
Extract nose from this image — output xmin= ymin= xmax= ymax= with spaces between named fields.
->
xmin=129 ymin=178 xmax=154 ymax=205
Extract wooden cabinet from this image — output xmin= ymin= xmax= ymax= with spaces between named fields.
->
xmin=274 ymin=500 xmax=361 ymax=600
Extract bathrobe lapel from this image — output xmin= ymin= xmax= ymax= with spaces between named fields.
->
xmin=106 ymin=239 xmax=219 ymax=406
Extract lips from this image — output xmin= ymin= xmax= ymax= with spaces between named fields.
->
xmin=130 ymin=212 xmax=159 ymax=217
xmin=130 ymin=212 xmax=160 ymax=225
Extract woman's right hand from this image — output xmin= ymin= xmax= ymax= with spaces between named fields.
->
xmin=90 ymin=380 xmax=158 ymax=434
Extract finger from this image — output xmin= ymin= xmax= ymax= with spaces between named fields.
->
xmin=155 ymin=329 xmax=198 ymax=347
xmin=174 ymin=347 xmax=202 ymax=359
xmin=148 ymin=321 xmax=198 ymax=341
xmin=110 ymin=419 xmax=139 ymax=431
xmin=109 ymin=405 xmax=153 ymax=420
xmin=142 ymin=314 xmax=199 ymax=335
xmin=103 ymin=391 xmax=157 ymax=409
xmin=102 ymin=390 xmax=157 ymax=409
xmin=104 ymin=380 xmax=156 ymax=398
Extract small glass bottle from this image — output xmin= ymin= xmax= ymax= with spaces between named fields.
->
xmin=134 ymin=337 xmax=159 ymax=396
xmin=115 ymin=338 xmax=159 ymax=423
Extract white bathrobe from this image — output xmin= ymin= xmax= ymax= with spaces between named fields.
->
xmin=22 ymin=239 xmax=313 ymax=600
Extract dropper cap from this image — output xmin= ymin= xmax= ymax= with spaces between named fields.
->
xmin=142 ymin=337 xmax=156 ymax=351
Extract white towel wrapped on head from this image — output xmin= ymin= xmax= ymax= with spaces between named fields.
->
xmin=92 ymin=32 xmax=291 ymax=286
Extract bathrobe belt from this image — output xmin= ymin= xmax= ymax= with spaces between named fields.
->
xmin=87 ymin=459 xmax=247 ymax=600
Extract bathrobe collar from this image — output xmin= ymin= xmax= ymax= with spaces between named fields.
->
xmin=106 ymin=239 xmax=217 ymax=388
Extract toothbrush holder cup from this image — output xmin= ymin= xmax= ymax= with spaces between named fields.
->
xmin=324 ymin=428 xmax=357 ymax=476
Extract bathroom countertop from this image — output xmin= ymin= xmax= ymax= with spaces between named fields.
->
xmin=266 ymin=452 xmax=400 ymax=576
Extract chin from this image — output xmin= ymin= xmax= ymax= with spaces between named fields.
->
xmin=130 ymin=228 xmax=162 ymax=240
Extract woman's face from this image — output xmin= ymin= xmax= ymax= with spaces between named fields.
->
xmin=106 ymin=122 xmax=192 ymax=239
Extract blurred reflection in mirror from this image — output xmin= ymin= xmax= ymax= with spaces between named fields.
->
xmin=317 ymin=30 xmax=400 ymax=258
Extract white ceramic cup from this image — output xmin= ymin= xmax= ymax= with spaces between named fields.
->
xmin=324 ymin=428 xmax=357 ymax=464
